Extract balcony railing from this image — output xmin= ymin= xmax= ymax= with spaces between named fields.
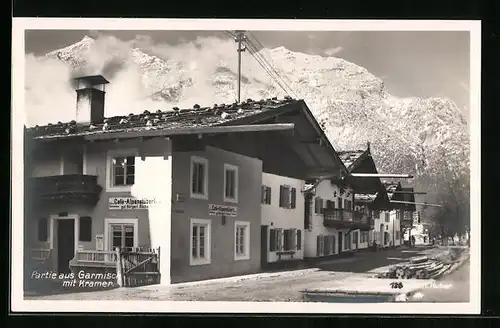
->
xmin=30 ymin=174 xmax=103 ymax=205
xmin=31 ymin=248 xmax=51 ymax=261
xmin=75 ymin=250 xmax=118 ymax=264
xmin=323 ymin=209 xmax=371 ymax=230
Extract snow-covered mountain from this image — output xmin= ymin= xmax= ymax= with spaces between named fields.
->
xmin=35 ymin=35 xmax=470 ymax=204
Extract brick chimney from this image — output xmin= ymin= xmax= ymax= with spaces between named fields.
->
xmin=74 ymin=75 xmax=110 ymax=124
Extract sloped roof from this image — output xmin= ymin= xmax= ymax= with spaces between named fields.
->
xmin=26 ymin=97 xmax=297 ymax=140
xmin=338 ymin=150 xmax=366 ymax=170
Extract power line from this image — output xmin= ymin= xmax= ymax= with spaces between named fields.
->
xmin=244 ymin=40 xmax=293 ymax=96
xmin=226 ymin=30 xmax=298 ymax=99
xmin=243 ymin=36 xmax=297 ymax=97
xmin=246 ymin=32 xmax=297 ymax=91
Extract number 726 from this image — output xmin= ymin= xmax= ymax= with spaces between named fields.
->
xmin=390 ymin=282 xmax=403 ymax=289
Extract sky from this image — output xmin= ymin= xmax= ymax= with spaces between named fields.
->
xmin=25 ymin=29 xmax=470 ymax=119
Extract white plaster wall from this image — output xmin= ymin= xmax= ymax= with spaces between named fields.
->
xmin=130 ymin=149 xmax=172 ymax=285
xmin=261 ymin=173 xmax=304 ymax=262
xmin=304 ymin=180 xmax=355 ymax=258
xmin=31 ymin=157 xmax=61 ymax=177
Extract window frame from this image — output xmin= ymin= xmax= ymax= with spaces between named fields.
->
xmin=106 ymin=149 xmax=138 ymax=192
xmin=190 ymin=156 xmax=209 ymax=200
xmin=223 ymin=163 xmax=239 ymax=203
xmin=234 ymin=221 xmax=250 ymax=261
xmin=190 ymin=218 xmax=211 ymax=266
xmin=261 ymin=185 xmax=272 ymax=205
xmin=104 ymin=218 xmax=139 ymax=251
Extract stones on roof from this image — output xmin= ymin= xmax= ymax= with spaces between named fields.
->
xmin=27 ymin=97 xmax=296 ymax=139
xmin=338 ymin=149 xmax=366 ymax=169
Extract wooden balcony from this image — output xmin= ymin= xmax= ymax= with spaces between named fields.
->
xmin=324 ymin=209 xmax=371 ymax=230
xmin=30 ymin=174 xmax=103 ymax=205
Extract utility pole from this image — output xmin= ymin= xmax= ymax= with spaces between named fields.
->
xmin=234 ymin=31 xmax=247 ymax=103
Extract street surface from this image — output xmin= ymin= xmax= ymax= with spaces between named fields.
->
xmin=25 ymin=246 xmax=466 ymax=302
xmin=408 ymin=258 xmax=470 ymax=302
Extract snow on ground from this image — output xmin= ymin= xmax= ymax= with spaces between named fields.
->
xmin=24 ymin=246 xmax=465 ymax=302
xmin=26 ymin=270 xmax=371 ymax=302
xmin=303 ymin=277 xmax=435 ymax=295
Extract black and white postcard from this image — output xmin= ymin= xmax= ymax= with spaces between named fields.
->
xmin=11 ymin=18 xmax=481 ymax=314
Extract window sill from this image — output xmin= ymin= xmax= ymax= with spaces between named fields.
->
xmin=107 ymin=185 xmax=133 ymax=193
xmin=234 ymin=254 xmax=250 ymax=261
xmin=190 ymin=193 xmax=208 ymax=200
xmin=224 ymin=197 xmax=238 ymax=204
xmin=189 ymin=259 xmax=211 ymax=266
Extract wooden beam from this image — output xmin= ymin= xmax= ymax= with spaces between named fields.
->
xmin=351 ymin=173 xmax=414 ymax=179
xmin=84 ymin=123 xmax=295 ymax=141
xmin=390 ymin=200 xmax=442 ymax=207
xmin=306 ymin=169 xmax=343 ymax=180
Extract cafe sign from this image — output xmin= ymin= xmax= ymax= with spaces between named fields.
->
xmin=208 ymin=204 xmax=238 ymax=217
xmin=109 ymin=197 xmax=162 ymax=210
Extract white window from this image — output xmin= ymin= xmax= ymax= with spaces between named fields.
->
xmin=234 ymin=221 xmax=250 ymax=261
xmin=261 ymin=186 xmax=272 ymax=205
xmin=279 ymin=185 xmax=297 ymax=209
xmin=283 ymin=229 xmax=297 ymax=251
xmin=223 ymin=164 xmax=239 ymax=203
xmin=344 ymin=232 xmax=351 ymax=250
xmin=104 ymin=218 xmax=139 ymax=251
xmin=190 ymin=218 xmax=211 ymax=265
xmin=190 ymin=156 xmax=208 ymax=200
xmin=106 ymin=149 xmax=138 ymax=192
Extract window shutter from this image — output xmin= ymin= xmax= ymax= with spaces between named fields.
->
xmin=314 ymin=197 xmax=319 ymax=214
xmin=267 ymin=187 xmax=272 ymax=204
xmin=338 ymin=197 xmax=342 ymax=209
xmin=316 ymin=235 xmax=321 ymax=256
xmin=277 ymin=229 xmax=283 ymax=251
xmin=319 ymin=235 xmax=324 ymax=255
xmin=291 ymin=188 xmax=296 ymax=209
xmin=331 ymin=235 xmax=336 ymax=254
xmin=320 ymin=198 xmax=324 ymax=214
xmin=297 ymin=230 xmax=302 ymax=250
xmin=292 ymin=229 xmax=297 ymax=249
xmin=261 ymin=186 xmax=265 ymax=203
xmin=279 ymin=185 xmax=284 ymax=208
xmin=38 ymin=218 xmax=48 ymax=242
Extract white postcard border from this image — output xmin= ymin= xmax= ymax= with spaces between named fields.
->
xmin=11 ymin=18 xmax=481 ymax=314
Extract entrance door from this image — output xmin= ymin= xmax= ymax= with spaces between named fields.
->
xmin=355 ymin=231 xmax=359 ymax=249
xmin=338 ymin=231 xmax=343 ymax=253
xmin=261 ymin=226 xmax=268 ymax=267
xmin=57 ymin=219 xmax=75 ymax=273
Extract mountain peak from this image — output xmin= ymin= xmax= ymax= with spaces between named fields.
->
xmin=80 ymin=35 xmax=95 ymax=43
xmin=271 ymin=46 xmax=290 ymax=53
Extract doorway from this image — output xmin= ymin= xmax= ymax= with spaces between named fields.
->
xmin=337 ymin=231 xmax=343 ymax=253
xmin=57 ymin=219 xmax=75 ymax=273
xmin=261 ymin=226 xmax=268 ymax=267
